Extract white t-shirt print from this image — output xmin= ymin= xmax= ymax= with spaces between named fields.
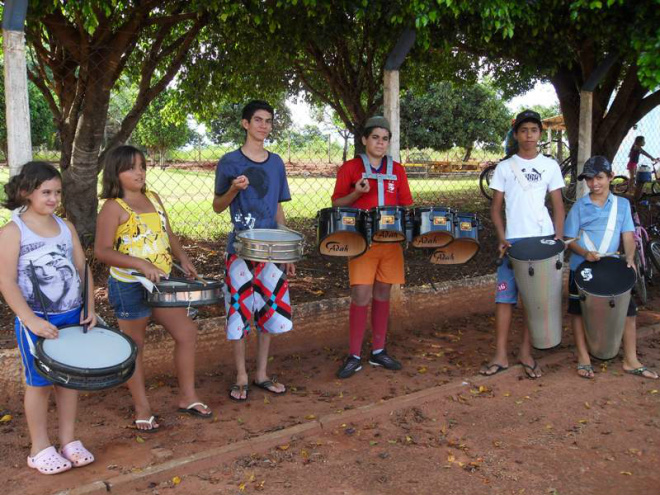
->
xmin=489 ymin=154 xmax=565 ymax=239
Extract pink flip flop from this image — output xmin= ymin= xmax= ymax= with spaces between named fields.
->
xmin=27 ymin=446 xmax=72 ymax=475
xmin=60 ymin=440 xmax=95 ymax=467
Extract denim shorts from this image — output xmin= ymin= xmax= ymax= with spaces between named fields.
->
xmin=15 ymin=307 xmax=82 ymax=387
xmin=107 ymin=277 xmax=151 ymax=320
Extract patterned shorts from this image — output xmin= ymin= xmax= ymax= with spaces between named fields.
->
xmin=223 ymin=254 xmax=293 ymax=340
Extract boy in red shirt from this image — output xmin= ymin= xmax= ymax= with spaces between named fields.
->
xmin=331 ymin=116 xmax=413 ymax=378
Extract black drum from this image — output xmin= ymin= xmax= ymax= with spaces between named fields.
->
xmin=34 ymin=325 xmax=137 ymax=391
xmin=412 ymin=206 xmax=454 ymax=248
xmin=370 ymin=206 xmax=409 ymax=243
xmin=317 ymin=207 xmax=368 ymax=257
xmin=430 ymin=213 xmax=481 ymax=264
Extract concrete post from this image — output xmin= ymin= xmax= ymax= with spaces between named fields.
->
xmin=3 ymin=29 xmax=32 ymax=175
xmin=576 ymin=90 xmax=593 ymax=198
xmin=383 ymin=70 xmax=400 ymax=162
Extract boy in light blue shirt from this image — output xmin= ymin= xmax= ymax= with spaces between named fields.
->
xmin=565 ymin=156 xmax=657 ymax=380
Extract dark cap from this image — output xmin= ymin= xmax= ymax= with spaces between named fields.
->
xmin=364 ymin=115 xmax=391 ymax=133
xmin=513 ymin=110 xmax=543 ymax=132
xmin=578 ymin=155 xmax=612 ymax=180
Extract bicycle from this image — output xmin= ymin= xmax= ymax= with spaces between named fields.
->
xmin=631 ymin=204 xmax=654 ymax=305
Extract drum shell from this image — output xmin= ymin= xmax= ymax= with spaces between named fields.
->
xmin=509 ymin=250 xmax=564 ymax=350
xmin=145 ymin=279 xmax=224 ymax=307
xmin=412 ymin=207 xmax=454 ymax=248
xmin=235 ymin=229 xmax=304 ymax=263
xmin=579 ymin=290 xmax=630 ymax=360
xmin=34 ymin=325 xmax=137 ymax=391
xmin=370 ymin=206 xmax=408 ymax=243
xmin=317 ymin=208 xmax=368 ymax=257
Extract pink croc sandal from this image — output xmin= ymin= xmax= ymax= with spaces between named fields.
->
xmin=27 ymin=446 xmax=72 ymax=475
xmin=60 ymin=440 xmax=95 ymax=467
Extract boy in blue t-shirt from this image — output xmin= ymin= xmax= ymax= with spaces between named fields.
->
xmin=565 ymin=156 xmax=658 ymax=380
xmin=213 ymin=100 xmax=295 ymax=401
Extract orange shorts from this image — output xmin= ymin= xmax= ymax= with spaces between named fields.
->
xmin=348 ymin=243 xmax=405 ymax=286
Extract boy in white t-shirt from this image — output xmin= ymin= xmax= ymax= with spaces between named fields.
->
xmin=481 ymin=110 xmax=565 ymax=379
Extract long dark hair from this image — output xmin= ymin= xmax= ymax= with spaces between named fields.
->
xmin=101 ymin=145 xmax=147 ymax=199
xmin=2 ymin=161 xmax=62 ymax=210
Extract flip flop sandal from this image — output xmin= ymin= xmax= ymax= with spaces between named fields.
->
xmin=177 ymin=402 xmax=213 ymax=418
xmin=479 ymin=363 xmax=509 ymax=376
xmin=252 ymin=378 xmax=287 ymax=395
xmin=27 ymin=446 xmax=72 ymax=475
xmin=577 ymin=364 xmax=595 ymax=379
xmin=521 ymin=361 xmax=542 ymax=379
xmin=60 ymin=440 xmax=95 ymax=467
xmin=229 ymin=384 xmax=249 ymax=401
xmin=625 ymin=366 xmax=659 ymax=379
xmin=134 ymin=415 xmax=161 ymax=432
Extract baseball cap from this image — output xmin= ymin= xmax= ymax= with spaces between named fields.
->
xmin=578 ymin=155 xmax=612 ymax=180
xmin=364 ymin=116 xmax=391 ymax=133
xmin=512 ymin=110 xmax=543 ymax=131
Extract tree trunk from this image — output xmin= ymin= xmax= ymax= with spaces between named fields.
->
xmin=462 ymin=145 xmax=473 ymax=162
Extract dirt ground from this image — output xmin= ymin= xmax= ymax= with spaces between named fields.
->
xmin=0 ymin=282 xmax=659 ymax=495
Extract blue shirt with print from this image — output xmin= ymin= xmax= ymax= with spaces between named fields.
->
xmin=565 ymin=192 xmax=635 ymax=271
xmin=215 ymin=149 xmax=291 ymax=254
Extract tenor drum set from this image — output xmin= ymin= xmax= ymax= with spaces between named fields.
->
xmin=317 ymin=206 xmax=481 ymax=264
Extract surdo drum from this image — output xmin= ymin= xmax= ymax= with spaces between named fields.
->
xmin=317 ymin=207 xmax=369 ymax=257
xmin=34 ymin=325 xmax=137 ymax=391
xmin=575 ymin=257 xmax=636 ymax=360
xmin=508 ymin=236 xmax=565 ymax=350
xmin=145 ymin=277 xmax=224 ymax=307
xmin=235 ymin=228 xmax=304 ymax=263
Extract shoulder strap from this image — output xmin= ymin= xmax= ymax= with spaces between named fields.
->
xmin=582 ymin=194 xmax=618 ymax=254
xmin=359 ymin=154 xmax=398 ymax=206
xmin=509 ymin=156 xmax=531 ymax=191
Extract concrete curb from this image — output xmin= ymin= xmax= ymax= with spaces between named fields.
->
xmin=55 ymin=322 xmax=660 ymax=495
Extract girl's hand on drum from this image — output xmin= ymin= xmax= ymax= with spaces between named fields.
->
xmin=231 ymin=175 xmax=250 ymax=191
xmin=284 ymin=263 xmax=296 ymax=277
xmin=355 ymin=179 xmax=370 ymax=194
xmin=80 ymin=311 xmax=97 ymax=329
xmin=26 ymin=316 xmax=59 ymax=339
xmin=585 ymin=251 xmax=600 ymax=262
xmin=139 ymin=260 xmax=167 ymax=283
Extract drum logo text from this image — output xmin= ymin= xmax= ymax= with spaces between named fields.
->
xmin=540 ymin=239 xmax=556 ymax=245
xmin=381 ymin=215 xmax=395 ymax=225
xmin=374 ymin=230 xmax=403 ymax=240
xmin=431 ymin=251 xmax=454 ymax=262
xmin=460 ymin=222 xmax=471 ymax=231
xmin=342 ymin=217 xmax=356 ymax=226
xmin=325 ymin=241 xmax=349 ymax=252
xmin=433 ymin=217 xmax=447 ymax=226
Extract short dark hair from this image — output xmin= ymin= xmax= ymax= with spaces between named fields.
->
xmin=2 ymin=161 xmax=61 ymax=210
xmin=242 ymin=100 xmax=274 ymax=122
xmin=363 ymin=126 xmax=392 ymax=140
xmin=634 ymin=136 xmax=645 ymax=146
xmin=101 ymin=145 xmax=147 ymax=199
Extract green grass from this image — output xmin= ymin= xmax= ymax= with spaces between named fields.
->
xmin=0 ymin=166 xmax=485 ymax=238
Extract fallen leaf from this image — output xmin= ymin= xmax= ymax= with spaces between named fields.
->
xmin=239 ymin=482 xmax=247 ymax=492
xmin=504 ymin=392 xmax=511 ymax=397
xmin=578 ymin=419 xmax=588 ymax=424
xmin=620 ymin=471 xmax=632 ymax=476
xmin=278 ymin=444 xmax=290 ymax=451
xmin=305 ymin=414 xmax=316 ymax=420
xmin=418 ymin=366 xmax=428 ymax=374
xmin=136 ymin=436 xmax=145 ymax=444
xmin=369 ymin=440 xmax=378 ymax=446
xmin=388 ymin=439 xmax=397 ymax=444
xmin=650 ymin=389 xmax=658 ymax=394
xmin=584 ymin=402 xmax=591 ymax=409
xmin=0 ymin=414 xmax=12 ymax=423
xmin=478 ymin=385 xmax=490 ymax=393
xmin=263 ymin=396 xmax=271 ymax=405
xmin=172 ymin=476 xmax=181 ymax=485
xmin=447 ymin=454 xmax=455 ymax=463
xmin=301 ymin=449 xmax=309 ymax=459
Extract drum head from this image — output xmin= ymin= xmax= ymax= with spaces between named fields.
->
xmin=237 ymin=229 xmax=303 ymax=242
xmin=41 ymin=326 xmax=135 ymax=370
xmin=508 ymin=236 xmax=564 ymax=261
xmin=430 ymin=239 xmax=480 ymax=264
xmin=575 ymin=257 xmax=636 ymax=296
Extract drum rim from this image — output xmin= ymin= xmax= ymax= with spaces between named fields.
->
xmin=35 ymin=324 xmax=138 ymax=377
xmin=34 ymin=360 xmax=136 ymax=391
xmin=236 ymin=228 xmax=304 ymax=241
xmin=413 ymin=206 xmax=454 ymax=213
xmin=319 ymin=207 xmax=366 ymax=215
xmin=153 ymin=279 xmax=224 ymax=292
xmin=574 ymin=258 xmax=636 ymax=295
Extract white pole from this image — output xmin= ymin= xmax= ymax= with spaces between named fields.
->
xmin=383 ymin=69 xmax=400 ymax=162
xmin=576 ymin=90 xmax=593 ymax=198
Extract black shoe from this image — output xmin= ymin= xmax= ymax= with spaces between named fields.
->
xmin=337 ymin=356 xmax=362 ymax=379
xmin=369 ymin=349 xmax=402 ymax=370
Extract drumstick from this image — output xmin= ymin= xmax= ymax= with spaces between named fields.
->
xmin=564 ymin=235 xmax=580 ymax=245
xmin=82 ymin=262 xmax=89 ymax=334
xmin=495 ymin=246 xmax=509 ymax=267
xmin=172 ymin=261 xmax=208 ymax=286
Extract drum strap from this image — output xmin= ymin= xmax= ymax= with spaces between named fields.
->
xmin=509 ymin=157 xmax=545 ymax=228
xmin=582 ymin=194 xmax=618 ymax=254
xmin=360 ymin=154 xmax=397 ymax=206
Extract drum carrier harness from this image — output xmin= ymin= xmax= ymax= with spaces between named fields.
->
xmin=359 ymin=153 xmax=397 ymax=206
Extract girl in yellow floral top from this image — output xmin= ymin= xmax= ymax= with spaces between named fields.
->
xmin=95 ymin=146 xmax=211 ymax=431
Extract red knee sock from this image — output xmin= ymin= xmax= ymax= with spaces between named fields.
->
xmin=348 ymin=303 xmax=369 ymax=357
xmin=371 ymin=298 xmax=390 ymax=351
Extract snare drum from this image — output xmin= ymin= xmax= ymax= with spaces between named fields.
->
xmin=145 ymin=277 xmax=224 ymax=307
xmin=430 ymin=213 xmax=480 ymax=264
xmin=412 ymin=206 xmax=454 ymax=248
xmin=317 ymin=207 xmax=368 ymax=257
xmin=34 ymin=325 xmax=137 ymax=391
xmin=370 ymin=206 xmax=409 ymax=243
xmin=235 ymin=228 xmax=304 ymax=263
